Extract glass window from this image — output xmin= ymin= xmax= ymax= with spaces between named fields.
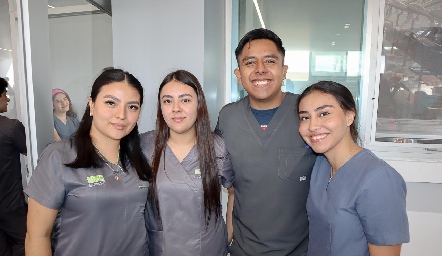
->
xmin=378 ymin=0 xmax=442 ymax=145
xmin=0 ymin=0 xmax=16 ymax=119
xmin=48 ymin=0 xmax=113 ymax=119
xmin=232 ymin=0 xmax=366 ymax=114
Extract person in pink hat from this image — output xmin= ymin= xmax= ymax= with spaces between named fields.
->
xmin=52 ymin=89 xmax=79 ymax=141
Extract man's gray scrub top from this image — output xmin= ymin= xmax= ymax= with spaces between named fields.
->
xmin=216 ymin=93 xmax=317 ymax=255
xmin=25 ymin=140 xmax=149 ymax=256
xmin=307 ymin=149 xmax=409 ymax=256
xmin=141 ymin=131 xmax=234 ymax=256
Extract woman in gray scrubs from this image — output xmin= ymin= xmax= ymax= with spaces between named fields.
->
xmin=141 ymin=70 xmax=234 ymax=256
xmin=52 ymin=89 xmax=79 ymax=141
xmin=25 ymin=68 xmax=153 ymax=256
xmin=297 ymin=81 xmax=409 ymax=256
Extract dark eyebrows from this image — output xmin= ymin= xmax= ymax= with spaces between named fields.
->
xmin=103 ymin=95 xmax=120 ymax=101
xmin=240 ymin=54 xmax=279 ymax=64
xmin=315 ymin=105 xmax=334 ymax=112
xmin=161 ymin=94 xmax=193 ymax=99
xmin=298 ymin=105 xmax=334 ymax=115
xmin=103 ymin=95 xmax=140 ymax=105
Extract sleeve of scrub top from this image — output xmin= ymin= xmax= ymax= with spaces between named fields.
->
xmin=356 ymin=165 xmax=410 ymax=246
xmin=25 ymin=143 xmax=67 ymax=210
xmin=216 ymin=136 xmax=234 ymax=189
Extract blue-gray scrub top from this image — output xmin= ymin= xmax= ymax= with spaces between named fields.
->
xmin=141 ymin=131 xmax=234 ymax=256
xmin=53 ymin=114 xmax=79 ymax=140
xmin=25 ymin=140 xmax=149 ymax=256
xmin=307 ymin=149 xmax=409 ymax=256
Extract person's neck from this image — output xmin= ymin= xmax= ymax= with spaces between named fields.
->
xmin=54 ymin=111 xmax=67 ymax=120
xmin=167 ymin=131 xmax=196 ymax=163
xmin=91 ymin=134 xmax=120 ymax=164
xmin=168 ymin=131 xmax=196 ymax=147
xmin=325 ymin=138 xmax=360 ymax=173
xmin=249 ymin=91 xmax=285 ymax=110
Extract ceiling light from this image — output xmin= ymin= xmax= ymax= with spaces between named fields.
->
xmin=331 ymin=42 xmax=336 ymax=46
xmin=252 ymin=0 xmax=266 ymax=29
xmin=344 ymin=23 xmax=350 ymax=29
xmin=48 ymin=5 xmax=55 ymax=8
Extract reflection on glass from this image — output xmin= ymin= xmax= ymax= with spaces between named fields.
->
xmin=48 ymin=0 xmax=113 ymax=117
xmin=0 ymin=2 xmax=16 ymax=119
xmin=378 ymin=0 xmax=442 ymax=144
xmin=234 ymin=0 xmax=365 ymax=110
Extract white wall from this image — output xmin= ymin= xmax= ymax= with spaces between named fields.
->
xmin=112 ymin=0 xmax=225 ymax=133
xmin=49 ymin=13 xmax=113 ymax=118
xmin=380 ymin=154 xmax=442 ymax=255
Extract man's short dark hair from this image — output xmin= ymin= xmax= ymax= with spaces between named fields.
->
xmin=0 ymin=77 xmax=8 ymax=95
xmin=235 ymin=28 xmax=286 ymax=66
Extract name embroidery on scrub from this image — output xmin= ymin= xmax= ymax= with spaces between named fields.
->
xmin=87 ymin=175 xmax=106 ymax=187
xmin=194 ymin=168 xmax=201 ymax=179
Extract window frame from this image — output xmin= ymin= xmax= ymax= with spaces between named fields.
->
xmin=360 ymin=0 xmax=442 ymax=163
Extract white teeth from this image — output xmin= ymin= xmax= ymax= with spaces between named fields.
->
xmin=254 ymin=80 xmax=269 ymax=86
xmin=312 ymin=134 xmax=327 ymax=140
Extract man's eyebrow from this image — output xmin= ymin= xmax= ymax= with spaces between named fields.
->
xmin=241 ymin=54 xmax=279 ymax=63
xmin=241 ymin=56 xmax=256 ymax=62
xmin=264 ymin=54 xmax=279 ymax=59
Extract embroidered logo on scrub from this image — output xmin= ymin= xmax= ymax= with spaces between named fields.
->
xmin=299 ymin=176 xmax=307 ymax=181
xmin=87 ymin=175 xmax=106 ymax=187
xmin=194 ymin=169 xmax=201 ymax=179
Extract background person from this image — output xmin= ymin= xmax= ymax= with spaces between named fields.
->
xmin=25 ymin=68 xmax=152 ymax=256
xmin=297 ymin=81 xmax=409 ymax=256
xmin=142 ymin=70 xmax=234 ymax=256
xmin=215 ymin=28 xmax=316 ymax=255
xmin=52 ymin=89 xmax=79 ymax=141
xmin=0 ymin=77 xmax=27 ymax=256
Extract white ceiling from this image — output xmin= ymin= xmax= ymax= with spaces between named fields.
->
xmin=1 ymin=0 xmax=366 ymax=63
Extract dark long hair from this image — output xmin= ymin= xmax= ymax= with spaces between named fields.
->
xmin=66 ymin=67 xmax=152 ymax=182
xmin=150 ymin=70 xmax=220 ymax=224
xmin=297 ymin=81 xmax=359 ymax=142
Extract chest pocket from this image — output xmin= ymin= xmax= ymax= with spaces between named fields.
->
xmin=278 ymin=148 xmax=315 ymax=180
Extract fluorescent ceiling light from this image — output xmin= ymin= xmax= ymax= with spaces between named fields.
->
xmin=48 ymin=5 xmax=55 ymax=8
xmin=252 ymin=0 xmax=266 ymax=28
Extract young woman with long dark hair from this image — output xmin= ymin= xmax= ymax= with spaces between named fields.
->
xmin=25 ymin=68 xmax=152 ymax=256
xmin=141 ymin=70 xmax=233 ymax=256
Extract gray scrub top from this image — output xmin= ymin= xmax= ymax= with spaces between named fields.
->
xmin=25 ymin=140 xmax=149 ymax=256
xmin=307 ymin=149 xmax=409 ymax=256
xmin=141 ymin=131 xmax=234 ymax=256
xmin=215 ymin=93 xmax=316 ymax=256
xmin=53 ymin=114 xmax=79 ymax=140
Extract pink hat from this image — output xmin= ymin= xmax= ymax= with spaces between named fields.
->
xmin=52 ymin=89 xmax=66 ymax=97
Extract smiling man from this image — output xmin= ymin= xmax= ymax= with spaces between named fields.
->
xmin=215 ymin=29 xmax=317 ymax=255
